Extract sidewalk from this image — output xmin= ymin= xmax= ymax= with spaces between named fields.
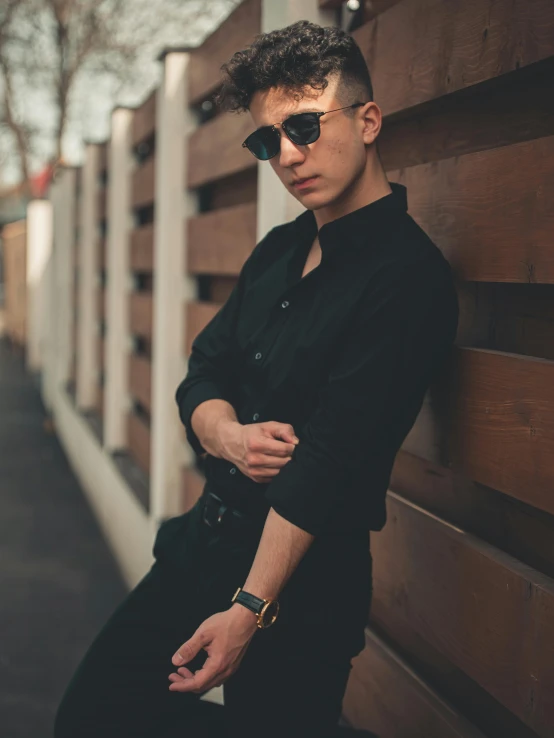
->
xmin=0 ymin=338 xmax=128 ymax=737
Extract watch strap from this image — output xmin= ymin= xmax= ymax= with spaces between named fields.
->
xmin=234 ymin=589 xmax=265 ymax=614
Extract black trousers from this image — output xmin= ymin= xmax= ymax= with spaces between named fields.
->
xmin=54 ymin=486 xmax=373 ymax=738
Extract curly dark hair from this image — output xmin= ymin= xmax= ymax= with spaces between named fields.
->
xmin=214 ymin=20 xmax=373 ymax=114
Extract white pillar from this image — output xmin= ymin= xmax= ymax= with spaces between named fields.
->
xmin=76 ymin=143 xmax=99 ymax=410
xmin=26 ymin=199 xmax=53 ymax=373
xmin=150 ymin=51 xmax=194 ymax=522
xmin=257 ymin=1 xmax=337 ymax=240
xmin=104 ymin=108 xmax=133 ymax=451
xmin=51 ymin=168 xmax=76 ymax=390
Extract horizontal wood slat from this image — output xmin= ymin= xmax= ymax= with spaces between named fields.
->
xmin=184 ymin=301 xmax=221 ymax=357
xmin=344 ymin=628 xmax=486 ymax=737
xmin=97 ymin=142 xmax=108 ymax=173
xmin=379 ymin=56 xmax=554 ymax=175
xmin=188 ymin=113 xmax=255 ymax=189
xmin=189 ymin=0 xmax=261 ymax=105
xmin=370 ymin=492 xmax=554 ymax=736
xmin=132 ymin=91 xmax=156 ymax=148
xmin=127 ymin=412 xmax=151 ymax=476
xmin=353 ymin=0 xmax=554 ymax=117
xmin=187 ymin=202 xmax=257 ymax=275
xmin=97 ymin=187 xmax=107 ymax=222
xmin=211 ymin=168 xmax=258 ymax=210
xmin=132 ymin=156 xmax=156 ymax=209
xmin=129 ymin=354 xmax=152 ymax=413
xmin=130 ymin=225 xmax=154 ymax=272
xmin=181 ymin=467 xmax=206 ymax=513
xmin=448 ymin=347 xmax=554 ymax=517
xmin=390 ymin=134 xmax=554 ymax=283
xmin=391 ymin=449 xmax=554 ymax=581
xmin=129 ymin=293 xmax=153 ymax=338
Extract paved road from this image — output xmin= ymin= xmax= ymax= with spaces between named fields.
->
xmin=0 ymin=339 xmax=128 ymax=738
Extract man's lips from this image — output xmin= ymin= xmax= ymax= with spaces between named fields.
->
xmin=291 ymin=176 xmax=319 ymax=187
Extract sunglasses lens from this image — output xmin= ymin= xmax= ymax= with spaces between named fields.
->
xmin=245 ymin=127 xmax=280 ymax=160
xmin=283 ymin=113 xmax=320 ymax=145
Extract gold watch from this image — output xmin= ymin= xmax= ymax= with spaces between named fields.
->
xmin=231 ymin=587 xmax=280 ymax=629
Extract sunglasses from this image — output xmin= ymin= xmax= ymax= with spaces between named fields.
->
xmin=242 ymin=102 xmax=366 ymax=161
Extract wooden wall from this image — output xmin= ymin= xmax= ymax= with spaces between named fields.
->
xmin=1 ymin=219 xmax=27 ymax=347
xmin=321 ymin=1 xmax=554 ymax=736
xmin=181 ymin=0 xmax=261 ymax=512
xmin=68 ymin=167 xmax=81 ymax=395
xmin=128 ymin=89 xmax=156 ymax=480
xmin=95 ymin=143 xmax=109 ymax=417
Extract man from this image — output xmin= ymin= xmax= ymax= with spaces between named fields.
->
xmin=54 ymin=20 xmax=458 ymax=738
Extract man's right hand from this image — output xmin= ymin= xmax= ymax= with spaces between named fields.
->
xmin=216 ymin=420 xmax=299 ymax=484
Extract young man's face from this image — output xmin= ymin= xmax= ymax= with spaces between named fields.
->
xmin=248 ymin=73 xmax=380 ymax=212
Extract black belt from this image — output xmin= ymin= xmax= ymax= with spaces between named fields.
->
xmin=201 ymin=491 xmax=258 ymax=531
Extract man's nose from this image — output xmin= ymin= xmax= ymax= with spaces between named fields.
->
xmin=277 ymin=131 xmax=306 ymax=168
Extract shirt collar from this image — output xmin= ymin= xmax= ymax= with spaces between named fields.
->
xmin=292 ymin=181 xmax=408 ymax=260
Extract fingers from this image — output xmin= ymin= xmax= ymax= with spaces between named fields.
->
xmin=168 ymin=657 xmax=224 ymax=694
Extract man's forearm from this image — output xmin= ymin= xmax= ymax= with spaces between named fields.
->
xmin=190 ymin=399 xmax=240 ymax=459
xmin=233 ymin=507 xmax=315 ymax=608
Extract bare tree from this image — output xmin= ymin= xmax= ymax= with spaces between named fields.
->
xmin=0 ymin=0 xmax=240 ymax=188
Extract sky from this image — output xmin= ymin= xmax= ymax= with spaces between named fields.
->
xmin=0 ymin=0 xmax=241 ymax=187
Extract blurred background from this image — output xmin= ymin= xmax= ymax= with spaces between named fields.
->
xmin=1 ymin=1 xmax=554 ymax=737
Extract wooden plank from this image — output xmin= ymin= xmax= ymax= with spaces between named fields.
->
xmin=96 ymin=287 xmax=105 ymax=322
xmin=210 ymin=277 xmax=237 ymax=304
xmin=447 ymin=347 xmax=554 ymax=517
xmin=181 ymin=467 xmax=206 ymax=513
xmin=132 ymin=90 xmax=156 ymax=148
xmin=97 ymin=237 xmax=106 ymax=271
xmin=127 ymin=412 xmax=151 ymax=476
xmin=187 ymin=113 xmax=255 ymax=189
xmin=2 ymin=220 xmax=27 ymax=346
xmin=211 ymin=167 xmax=258 ymax=210
xmin=370 ymin=492 xmax=554 ymax=736
xmin=97 ymin=141 xmax=108 ymax=173
xmin=353 ymin=0 xmax=554 ymax=117
xmin=184 ymin=301 xmax=221 ymax=357
xmin=380 ymin=55 xmax=554 ymax=175
xmin=189 ymin=0 xmax=261 ymax=105
xmin=97 ymin=187 xmax=107 ymax=223
xmin=389 ymin=135 xmax=554 ymax=283
xmin=130 ymin=225 xmax=154 ymax=272
xmin=129 ymin=293 xmax=153 ymax=338
xmin=129 ymin=354 xmax=152 ymax=413
xmin=187 ymin=202 xmax=256 ymax=276
xmin=391 ymin=449 xmax=554 ymax=581
xmin=343 ymin=628 xmax=486 ymax=737
xmin=132 ymin=156 xmax=155 ymax=209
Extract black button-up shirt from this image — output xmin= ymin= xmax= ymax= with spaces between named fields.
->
xmin=176 ymin=182 xmax=459 ymax=537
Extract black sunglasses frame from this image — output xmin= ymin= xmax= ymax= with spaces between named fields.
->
xmin=242 ymin=102 xmax=367 ymax=161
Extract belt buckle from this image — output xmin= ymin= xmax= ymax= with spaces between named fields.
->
xmin=202 ymin=492 xmax=227 ymax=528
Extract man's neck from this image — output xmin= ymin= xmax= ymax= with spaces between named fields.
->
xmin=313 ymin=165 xmax=392 ymax=231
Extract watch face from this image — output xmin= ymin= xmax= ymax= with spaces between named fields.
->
xmin=261 ymin=600 xmax=279 ymax=627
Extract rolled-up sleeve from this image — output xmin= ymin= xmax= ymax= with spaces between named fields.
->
xmin=175 ymin=231 xmax=271 ymax=456
xmin=263 ymin=257 xmax=458 ymax=535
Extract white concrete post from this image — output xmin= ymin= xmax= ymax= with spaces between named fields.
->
xmin=76 ymin=143 xmax=99 ymax=410
xmin=257 ymin=1 xmax=336 ymax=240
xmin=150 ymin=51 xmax=194 ymax=523
xmin=26 ymin=199 xmax=53 ymax=373
xmin=51 ymin=168 xmax=76 ymax=390
xmin=104 ymin=108 xmax=133 ymax=451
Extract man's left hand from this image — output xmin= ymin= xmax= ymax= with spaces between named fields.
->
xmin=168 ymin=605 xmax=258 ymax=694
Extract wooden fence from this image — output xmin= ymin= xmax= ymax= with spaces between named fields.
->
xmin=1 ymin=219 xmax=27 ymax=346
xmin=40 ymin=0 xmax=554 ymax=733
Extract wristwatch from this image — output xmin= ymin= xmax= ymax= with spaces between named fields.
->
xmin=231 ymin=587 xmax=280 ymax=629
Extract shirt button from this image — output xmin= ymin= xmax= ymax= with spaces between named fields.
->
xmin=229 ymin=467 xmax=237 ymax=475
xmin=255 ymin=352 xmax=262 ymax=360
xmin=281 ymin=300 xmax=289 ymax=308
xmin=252 ymin=413 xmax=259 ymax=421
